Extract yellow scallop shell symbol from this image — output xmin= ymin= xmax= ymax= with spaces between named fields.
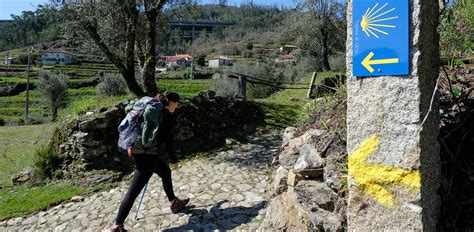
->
xmin=361 ymin=3 xmax=398 ymax=39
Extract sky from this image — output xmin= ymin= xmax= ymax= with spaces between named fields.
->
xmin=0 ymin=0 xmax=298 ymax=20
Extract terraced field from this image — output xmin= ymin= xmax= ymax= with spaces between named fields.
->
xmin=0 ymin=64 xmax=213 ymax=125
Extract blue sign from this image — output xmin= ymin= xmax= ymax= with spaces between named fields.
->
xmin=352 ymin=0 xmax=409 ymax=77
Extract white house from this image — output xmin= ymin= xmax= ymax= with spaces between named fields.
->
xmin=3 ymin=57 xmax=14 ymax=65
xmin=41 ymin=49 xmax=77 ymax=65
xmin=208 ymin=56 xmax=233 ymax=68
xmin=279 ymin=45 xmax=298 ymax=54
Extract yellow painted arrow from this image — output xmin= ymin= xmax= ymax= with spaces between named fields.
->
xmin=348 ymin=135 xmax=420 ymax=208
xmin=361 ymin=52 xmax=399 ymax=73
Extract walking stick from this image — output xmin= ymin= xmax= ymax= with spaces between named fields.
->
xmin=135 ymin=182 xmax=148 ymax=221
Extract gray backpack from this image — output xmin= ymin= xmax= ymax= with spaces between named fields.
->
xmin=117 ymin=97 xmax=162 ymax=156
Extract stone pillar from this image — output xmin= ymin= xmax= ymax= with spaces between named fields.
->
xmin=346 ymin=0 xmax=440 ymax=230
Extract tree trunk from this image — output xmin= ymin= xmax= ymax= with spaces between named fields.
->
xmin=142 ymin=8 xmax=159 ymax=96
xmin=51 ymin=105 xmax=58 ymax=122
xmin=320 ymin=26 xmax=331 ymax=71
xmin=81 ymin=5 xmax=145 ymax=97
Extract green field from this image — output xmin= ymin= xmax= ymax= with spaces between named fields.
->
xmin=0 ymin=182 xmax=84 ymax=221
xmin=0 ymin=65 xmax=213 ymax=125
xmin=255 ymin=71 xmax=341 ymax=128
xmin=0 ymin=124 xmax=56 ymax=187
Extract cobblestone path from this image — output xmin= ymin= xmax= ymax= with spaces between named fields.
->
xmin=1 ymin=132 xmax=280 ymax=231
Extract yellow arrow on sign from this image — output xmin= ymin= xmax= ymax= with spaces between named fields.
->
xmin=361 ymin=52 xmax=399 ymax=73
xmin=348 ymin=135 xmax=420 ymax=208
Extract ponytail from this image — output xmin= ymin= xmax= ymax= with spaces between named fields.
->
xmin=156 ymin=92 xmax=169 ymax=106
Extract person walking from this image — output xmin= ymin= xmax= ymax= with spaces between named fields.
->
xmin=111 ymin=92 xmax=190 ymax=232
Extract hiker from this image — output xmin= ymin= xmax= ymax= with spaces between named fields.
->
xmin=111 ymin=92 xmax=190 ymax=232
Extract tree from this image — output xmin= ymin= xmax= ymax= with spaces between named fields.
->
xmin=36 ymin=73 xmax=68 ymax=121
xmin=281 ymin=0 xmax=346 ymax=71
xmin=64 ymin=0 xmax=192 ymax=97
xmin=438 ymin=0 xmax=473 ymax=58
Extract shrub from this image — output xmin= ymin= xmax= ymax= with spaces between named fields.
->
xmin=329 ymin=53 xmax=346 ymax=72
xmin=439 ymin=0 xmax=474 ymax=58
xmin=196 ymin=54 xmax=206 ymax=67
xmin=212 ymin=75 xmax=239 ymax=97
xmin=246 ymin=42 xmax=254 ymax=50
xmin=242 ymin=50 xmax=254 ymax=58
xmin=96 ymin=73 xmax=128 ymax=97
xmin=231 ymin=62 xmax=284 ymax=99
xmin=34 ymin=144 xmax=63 ymax=180
xmin=36 ymin=73 xmax=68 ymax=121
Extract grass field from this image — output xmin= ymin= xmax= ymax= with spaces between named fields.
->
xmin=254 ymin=71 xmax=341 ymax=128
xmin=0 ymin=182 xmax=84 ymax=221
xmin=0 ymin=124 xmax=56 ymax=187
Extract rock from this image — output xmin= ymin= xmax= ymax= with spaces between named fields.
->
xmin=273 ymin=166 xmax=289 ymax=195
xmin=324 ymin=164 xmax=343 ymax=191
xmin=198 ymin=90 xmax=216 ymax=99
xmin=282 ymin=127 xmax=296 ymax=145
xmin=294 ymin=181 xmax=338 ymax=212
xmin=225 ymin=138 xmax=237 ymax=145
xmin=260 ymin=181 xmax=343 ymax=231
xmin=294 ymin=144 xmax=325 ymax=177
xmin=279 ymin=129 xmax=327 ymax=168
xmin=81 ymin=174 xmax=115 ymax=187
xmin=71 ymin=196 xmax=85 ymax=202
xmin=287 ymin=169 xmax=303 ymax=187
xmin=12 ymin=168 xmax=34 ymax=185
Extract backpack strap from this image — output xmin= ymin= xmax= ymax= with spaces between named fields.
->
xmin=141 ymin=103 xmax=162 ymax=148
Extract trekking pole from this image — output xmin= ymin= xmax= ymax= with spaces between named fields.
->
xmin=134 ymin=182 xmax=148 ymax=221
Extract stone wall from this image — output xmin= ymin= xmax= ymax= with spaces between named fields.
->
xmin=260 ymin=127 xmax=347 ymax=231
xmin=51 ymin=91 xmax=263 ymax=179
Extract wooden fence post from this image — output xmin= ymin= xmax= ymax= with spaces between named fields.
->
xmin=238 ymin=74 xmax=247 ymax=100
xmin=307 ymin=72 xmax=317 ymax=99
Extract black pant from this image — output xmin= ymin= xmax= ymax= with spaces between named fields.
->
xmin=115 ymin=154 xmax=176 ymax=225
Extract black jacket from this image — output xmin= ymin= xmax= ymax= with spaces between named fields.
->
xmin=156 ymin=108 xmax=178 ymax=164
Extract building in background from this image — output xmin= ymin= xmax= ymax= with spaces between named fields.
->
xmin=279 ymin=45 xmax=298 ymax=54
xmin=41 ymin=49 xmax=77 ymax=65
xmin=160 ymin=54 xmax=193 ymax=67
xmin=208 ymin=56 xmax=233 ymax=68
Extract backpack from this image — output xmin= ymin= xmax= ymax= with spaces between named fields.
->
xmin=118 ymin=96 xmax=163 ymax=156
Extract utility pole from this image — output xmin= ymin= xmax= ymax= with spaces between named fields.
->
xmin=190 ymin=23 xmax=195 ymax=80
xmin=6 ymin=52 xmax=10 ymax=77
xmin=25 ymin=48 xmax=32 ymax=123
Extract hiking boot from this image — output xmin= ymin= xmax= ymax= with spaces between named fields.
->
xmin=170 ymin=198 xmax=190 ymax=213
xmin=110 ymin=225 xmax=128 ymax=232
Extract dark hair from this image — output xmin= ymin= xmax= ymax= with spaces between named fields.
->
xmin=156 ymin=92 xmax=169 ymax=106
xmin=156 ymin=91 xmax=181 ymax=106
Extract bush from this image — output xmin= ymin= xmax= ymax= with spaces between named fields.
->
xmin=439 ymin=0 xmax=474 ymax=58
xmin=96 ymin=74 xmax=128 ymax=97
xmin=195 ymin=54 xmax=206 ymax=67
xmin=329 ymin=53 xmax=346 ymax=72
xmin=212 ymin=75 xmax=239 ymax=97
xmin=242 ymin=50 xmax=254 ymax=58
xmin=231 ymin=62 xmax=284 ymax=99
xmin=34 ymin=144 xmax=63 ymax=180
xmin=36 ymin=73 xmax=68 ymax=121
xmin=246 ymin=42 xmax=254 ymax=50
